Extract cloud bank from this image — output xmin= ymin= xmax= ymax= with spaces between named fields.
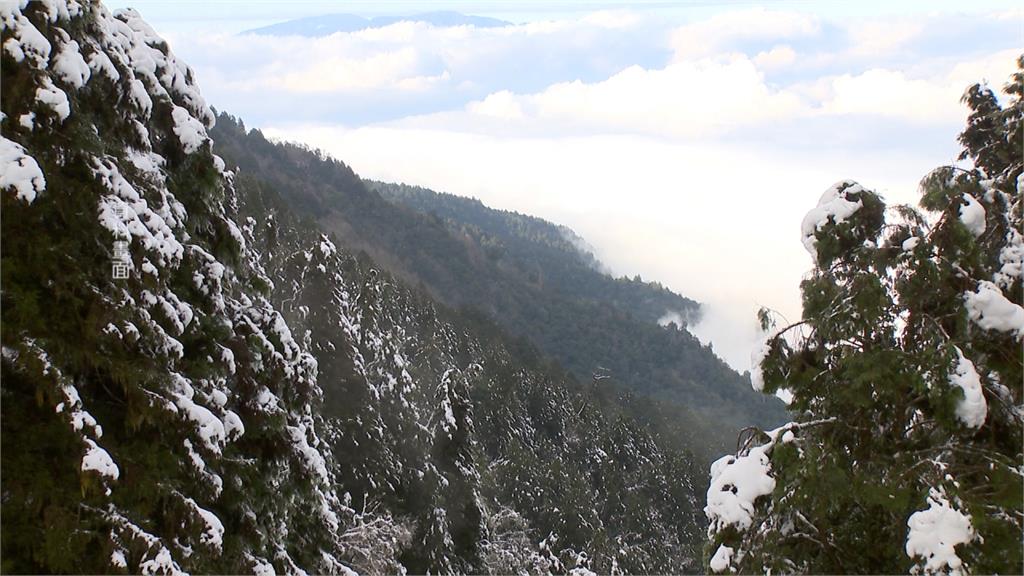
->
xmin=147 ymin=4 xmax=1022 ymax=370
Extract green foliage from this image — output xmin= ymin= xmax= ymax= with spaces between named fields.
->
xmin=706 ymin=59 xmax=1023 ymax=575
xmin=2 ymin=4 xmax=353 ymax=573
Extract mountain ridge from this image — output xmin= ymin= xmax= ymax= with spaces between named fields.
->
xmin=367 ymin=179 xmax=702 ymax=328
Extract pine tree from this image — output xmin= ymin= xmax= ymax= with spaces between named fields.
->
xmin=1 ymin=3 xmax=353 ymax=572
xmin=705 ymin=59 xmax=1023 ymax=574
xmin=408 ymin=366 xmax=487 ymax=574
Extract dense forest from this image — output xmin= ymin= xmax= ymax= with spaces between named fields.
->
xmin=1 ymin=2 xmax=705 ymax=572
xmin=366 ymin=180 xmax=698 ymax=329
xmin=209 ymin=115 xmax=786 ymax=457
xmin=1 ymin=1 xmax=1020 ymax=575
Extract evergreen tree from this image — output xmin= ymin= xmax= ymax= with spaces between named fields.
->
xmin=2 ymin=3 xmax=353 ymax=572
xmin=407 ymin=366 xmax=487 ymax=574
xmin=2 ymin=2 xmax=711 ymax=573
xmin=705 ymin=60 xmax=1023 ymax=574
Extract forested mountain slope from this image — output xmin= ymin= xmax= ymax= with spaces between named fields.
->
xmin=236 ymin=173 xmax=706 ymax=574
xmin=209 ymin=117 xmax=787 ymax=454
xmin=2 ymin=1 xmax=706 ymax=573
xmin=367 ymin=180 xmax=699 ymax=328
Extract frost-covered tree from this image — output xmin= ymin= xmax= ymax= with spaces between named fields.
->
xmin=406 ymin=366 xmax=487 ymax=574
xmin=2 ymin=3 xmax=711 ymax=573
xmin=705 ymin=59 xmax=1023 ymax=574
xmin=1 ymin=2 xmax=355 ymax=573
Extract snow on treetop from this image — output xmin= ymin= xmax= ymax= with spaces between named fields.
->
xmin=0 ymin=136 xmax=46 ymax=203
xmin=81 ymin=438 xmax=120 ymax=481
xmin=905 ymin=488 xmax=975 ymax=576
xmin=964 ymin=281 xmax=1024 ymax=340
xmin=709 ymin=544 xmax=734 ymax=573
xmin=994 ymin=225 xmax=1023 ymax=289
xmin=957 ymin=193 xmax=986 ymax=237
xmin=748 ymin=330 xmax=774 ymax=392
xmin=111 ymin=7 xmax=215 ymax=128
xmin=183 ymin=496 xmax=225 ymax=552
xmin=35 ymin=77 xmax=71 ymax=122
xmin=52 ymin=28 xmax=91 ymax=89
xmin=949 ymin=348 xmax=987 ymax=429
xmin=171 ymin=105 xmax=210 ymax=154
xmin=801 ymin=180 xmax=866 ymax=259
xmin=705 ymin=443 xmax=776 ymax=534
xmin=1 ymin=4 xmax=53 ymax=66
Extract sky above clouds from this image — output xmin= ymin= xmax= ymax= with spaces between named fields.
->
xmin=108 ymin=0 xmax=1023 ymax=370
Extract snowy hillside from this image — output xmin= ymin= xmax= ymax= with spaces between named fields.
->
xmin=1 ymin=2 xmax=704 ymax=573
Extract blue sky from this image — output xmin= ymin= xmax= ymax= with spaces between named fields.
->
xmin=108 ymin=0 xmax=1023 ymax=369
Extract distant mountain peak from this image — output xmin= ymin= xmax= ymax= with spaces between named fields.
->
xmin=241 ymin=11 xmax=512 ymax=37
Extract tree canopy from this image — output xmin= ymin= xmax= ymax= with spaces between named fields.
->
xmin=705 ymin=58 xmax=1023 ymax=575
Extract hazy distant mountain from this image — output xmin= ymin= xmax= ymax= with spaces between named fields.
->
xmin=242 ymin=11 xmax=512 ymax=36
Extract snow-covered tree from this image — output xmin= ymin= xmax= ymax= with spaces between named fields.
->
xmin=1 ymin=2 xmax=356 ymax=572
xmin=407 ymin=365 xmax=487 ymax=574
xmin=706 ymin=59 xmax=1023 ymax=574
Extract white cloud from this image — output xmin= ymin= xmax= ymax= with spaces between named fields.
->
xmin=846 ymin=19 xmax=925 ymax=57
xmin=754 ymin=45 xmax=797 ymax=69
xmin=167 ymin=13 xmax=662 ymax=104
xmin=449 ymin=48 xmax=1020 ymax=140
xmin=461 ymin=56 xmax=805 ymax=138
xmin=166 ymin=23 xmax=456 ymax=95
xmin=581 ymin=10 xmax=642 ymax=29
xmin=820 ymin=49 xmax=1019 ymax=123
xmin=948 ymin=48 xmax=1022 ymax=91
xmin=670 ymin=8 xmax=820 ymax=62
xmin=167 ymin=4 xmax=1021 ymax=371
xmin=273 ymin=47 xmax=448 ymax=93
xmin=823 ymin=68 xmax=959 ymax=121
xmin=467 ymin=90 xmax=525 ymax=119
